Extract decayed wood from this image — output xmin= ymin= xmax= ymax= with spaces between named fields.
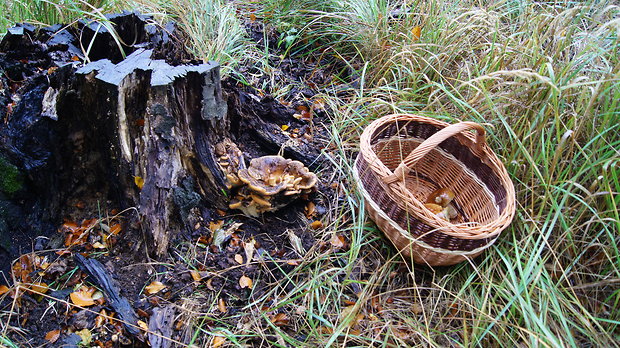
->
xmin=148 ymin=305 xmax=176 ymax=348
xmin=59 ymin=47 xmax=231 ymax=256
xmin=74 ymin=253 xmax=140 ymax=337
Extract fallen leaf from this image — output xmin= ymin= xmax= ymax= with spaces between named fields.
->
xmin=70 ymin=286 xmax=95 ymax=307
xmin=71 ymin=55 xmax=80 ymax=61
xmin=138 ymin=320 xmax=149 ymax=331
xmin=109 ymin=223 xmax=122 ymax=235
xmin=190 ymin=270 xmax=203 ymax=282
xmin=412 ymin=26 xmax=422 ymax=41
xmin=134 ymin=176 xmax=145 ymax=189
xmin=234 ymin=254 xmax=244 ymax=264
xmin=92 ymin=241 xmax=106 ymax=249
xmin=239 ymin=275 xmax=253 ymax=289
xmin=94 ymin=309 xmax=108 ymax=328
xmin=0 ymin=285 xmax=10 ymax=296
xmin=206 ymin=278 xmax=215 ymax=291
xmin=281 ymin=124 xmax=289 ymax=131
xmin=76 ymin=328 xmax=92 ymax=345
xmin=209 ymin=220 xmax=224 ymax=232
xmin=249 ymin=13 xmax=256 ymax=22
xmin=145 ymin=281 xmax=166 ymax=295
xmin=270 ymin=312 xmax=289 ymax=327
xmin=305 ymin=202 xmax=316 ymax=218
xmin=330 ymin=234 xmax=345 ymax=249
xmin=29 ymin=282 xmax=49 ymax=294
xmin=310 ymin=220 xmax=323 ymax=230
xmin=212 ymin=335 xmax=226 ymax=348
xmin=218 ymin=298 xmax=227 ymax=313
xmin=244 ymin=238 xmax=256 ymax=265
xmin=45 ymin=329 xmax=61 ymax=343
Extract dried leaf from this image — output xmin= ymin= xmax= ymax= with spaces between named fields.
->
xmin=145 ymin=281 xmax=166 ymax=295
xmin=92 ymin=241 xmax=106 ymax=249
xmin=218 ymin=298 xmax=227 ymax=313
xmin=70 ymin=286 xmax=95 ymax=307
xmin=234 ymin=254 xmax=244 ymax=264
xmin=412 ymin=26 xmax=421 ymax=40
xmin=206 ymin=278 xmax=215 ymax=291
xmin=134 ymin=176 xmax=145 ymax=189
xmin=271 ymin=313 xmax=290 ymax=327
xmin=190 ymin=270 xmax=203 ymax=282
xmin=212 ymin=335 xmax=226 ymax=348
xmin=94 ymin=309 xmax=108 ymax=328
xmin=249 ymin=13 xmax=256 ymax=22
xmin=29 ymin=282 xmax=49 ymax=294
xmin=45 ymin=329 xmax=61 ymax=343
xmin=76 ymin=328 xmax=92 ymax=345
xmin=305 ymin=202 xmax=316 ymax=218
xmin=138 ymin=320 xmax=149 ymax=331
xmin=209 ymin=220 xmax=224 ymax=232
xmin=0 ymin=285 xmax=9 ymax=296
xmin=310 ymin=220 xmax=323 ymax=230
xmin=330 ymin=234 xmax=345 ymax=249
xmin=281 ymin=124 xmax=289 ymax=131
xmin=244 ymin=238 xmax=256 ymax=265
xmin=109 ymin=223 xmax=122 ymax=235
xmin=239 ymin=275 xmax=253 ymax=289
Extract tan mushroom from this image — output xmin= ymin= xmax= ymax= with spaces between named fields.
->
xmin=214 ymin=139 xmax=245 ymax=189
xmin=228 ymin=155 xmax=318 ymax=217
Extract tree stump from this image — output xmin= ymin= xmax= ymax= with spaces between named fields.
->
xmin=0 ymin=13 xmax=232 ymax=274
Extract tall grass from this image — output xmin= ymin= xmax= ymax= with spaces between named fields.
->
xmin=0 ymin=0 xmax=118 ymax=32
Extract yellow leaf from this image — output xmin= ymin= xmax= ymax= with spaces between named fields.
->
xmin=138 ymin=320 xmax=149 ymax=331
xmin=45 ymin=329 xmax=61 ymax=343
xmin=134 ymin=176 xmax=145 ymax=189
xmin=145 ymin=281 xmax=167 ymax=295
xmin=412 ymin=26 xmax=421 ymax=41
xmin=281 ymin=124 xmax=289 ymax=131
xmin=0 ymin=284 xmax=10 ymax=296
xmin=234 ymin=254 xmax=244 ymax=264
xmin=70 ymin=286 xmax=95 ymax=307
xmin=239 ymin=275 xmax=253 ymax=289
xmin=76 ymin=328 xmax=92 ymax=345
xmin=212 ymin=335 xmax=226 ymax=348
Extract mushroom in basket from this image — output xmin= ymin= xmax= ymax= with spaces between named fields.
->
xmin=425 ymin=188 xmax=458 ymax=222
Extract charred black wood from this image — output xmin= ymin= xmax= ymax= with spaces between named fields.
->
xmin=148 ymin=305 xmax=176 ymax=348
xmin=74 ymin=253 xmax=141 ymax=337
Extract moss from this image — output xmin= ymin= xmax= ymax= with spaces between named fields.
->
xmin=0 ymin=155 xmax=23 ymax=195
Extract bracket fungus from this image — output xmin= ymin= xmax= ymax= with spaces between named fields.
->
xmin=228 ymin=155 xmax=318 ymax=217
xmin=214 ymin=139 xmax=245 ymax=189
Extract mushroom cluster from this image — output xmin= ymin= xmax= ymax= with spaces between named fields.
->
xmin=214 ymin=139 xmax=245 ymax=189
xmin=228 ymin=155 xmax=318 ymax=217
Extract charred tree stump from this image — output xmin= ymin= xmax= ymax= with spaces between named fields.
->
xmin=0 ymin=13 xmax=232 ymax=273
xmin=57 ymin=48 xmax=230 ymax=256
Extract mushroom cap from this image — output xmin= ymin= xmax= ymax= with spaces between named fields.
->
xmin=237 ymin=155 xmax=317 ymax=196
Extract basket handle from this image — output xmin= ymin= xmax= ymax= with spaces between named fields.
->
xmin=382 ymin=121 xmax=486 ymax=184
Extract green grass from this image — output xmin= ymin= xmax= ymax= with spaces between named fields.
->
xmin=1 ymin=0 xmax=619 ymax=346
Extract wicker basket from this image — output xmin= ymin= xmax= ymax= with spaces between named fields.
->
xmin=353 ymin=114 xmax=516 ymax=266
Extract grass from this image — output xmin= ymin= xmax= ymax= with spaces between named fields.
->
xmin=1 ymin=0 xmax=619 ymax=346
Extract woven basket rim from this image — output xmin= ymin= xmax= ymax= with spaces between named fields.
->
xmin=358 ymin=113 xmax=516 ymax=239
